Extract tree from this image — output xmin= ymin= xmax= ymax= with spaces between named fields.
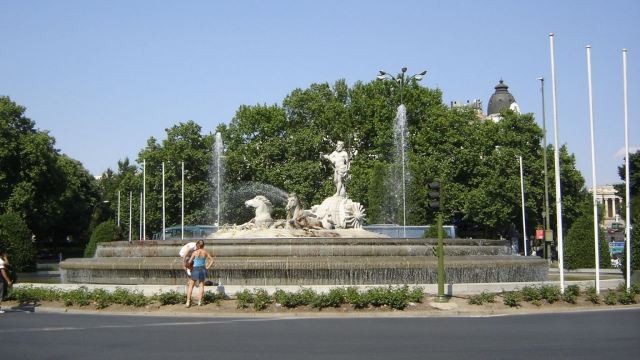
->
xmin=135 ymin=121 xmax=214 ymax=237
xmin=615 ymin=149 xmax=640 ymax=221
xmin=219 ymin=79 xmax=589 ymax=239
xmin=1 ymin=96 xmax=99 ymax=247
xmin=564 ymin=207 xmax=610 ymax=270
xmin=84 ymin=220 xmax=121 ymax=257
xmin=0 ymin=212 xmax=37 ymax=271
xmin=620 ymin=212 xmax=640 ymax=279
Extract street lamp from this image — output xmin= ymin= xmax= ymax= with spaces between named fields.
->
xmin=537 ymin=76 xmax=552 ymax=260
xmin=377 ymin=67 xmax=427 ymax=104
xmin=377 ymin=67 xmax=427 ymax=237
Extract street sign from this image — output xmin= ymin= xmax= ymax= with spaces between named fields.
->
xmin=608 ymin=242 xmax=625 ymax=255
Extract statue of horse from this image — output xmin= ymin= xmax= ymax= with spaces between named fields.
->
xmin=285 ymin=193 xmax=325 ymax=230
xmin=241 ymin=195 xmax=274 ymax=229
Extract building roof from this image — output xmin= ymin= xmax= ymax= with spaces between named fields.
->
xmin=487 ymin=80 xmax=517 ymax=115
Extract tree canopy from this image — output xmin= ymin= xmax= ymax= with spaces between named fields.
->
xmin=0 ymin=96 xmax=99 ymax=249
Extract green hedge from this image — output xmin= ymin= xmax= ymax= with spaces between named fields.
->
xmin=565 ymin=213 xmax=610 ymax=270
xmin=84 ymin=220 xmax=120 ymax=257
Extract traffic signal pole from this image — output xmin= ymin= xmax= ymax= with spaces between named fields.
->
xmin=429 ymin=181 xmax=448 ymax=303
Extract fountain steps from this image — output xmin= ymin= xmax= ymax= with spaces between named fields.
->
xmin=60 ymin=238 xmax=548 ymax=285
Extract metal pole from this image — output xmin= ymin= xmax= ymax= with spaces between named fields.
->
xmin=128 ymin=191 xmax=132 ymax=243
xmin=586 ymin=45 xmax=601 ymax=293
xmin=539 ymin=77 xmax=552 ymax=260
xmin=519 ymin=156 xmax=528 ymax=256
xmin=181 ymin=161 xmax=185 ymax=240
xmin=162 ymin=161 xmax=166 ymax=241
xmin=622 ymin=49 xmax=631 ymax=290
xmin=436 ymin=212 xmax=447 ymax=302
xmin=139 ymin=192 xmax=142 ymax=241
xmin=143 ymin=159 xmax=146 ymax=240
xmin=549 ymin=33 xmax=565 ymax=293
xmin=117 ymin=190 xmax=121 ymax=227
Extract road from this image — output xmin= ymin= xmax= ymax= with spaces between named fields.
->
xmin=2 ymin=308 xmax=638 ymax=359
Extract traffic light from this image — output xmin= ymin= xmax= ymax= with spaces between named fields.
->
xmin=428 ymin=182 xmax=440 ymax=209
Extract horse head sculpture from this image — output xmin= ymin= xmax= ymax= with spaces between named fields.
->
xmin=244 ymin=195 xmax=274 ymax=229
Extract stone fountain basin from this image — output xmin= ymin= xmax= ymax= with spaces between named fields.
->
xmin=94 ymin=238 xmax=511 ymax=257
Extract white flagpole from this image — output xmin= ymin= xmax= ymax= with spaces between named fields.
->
xmin=181 ymin=161 xmax=185 ymax=240
xmin=162 ymin=161 xmax=166 ymax=241
xmin=549 ymin=33 xmax=565 ymax=292
xmin=139 ymin=192 xmax=143 ymax=241
xmin=586 ymin=45 xmax=601 ymax=293
xmin=143 ymin=159 xmax=146 ymax=241
xmin=519 ymin=156 xmax=528 ymax=256
xmin=622 ymin=49 xmax=631 ymax=290
xmin=128 ymin=191 xmax=132 ymax=243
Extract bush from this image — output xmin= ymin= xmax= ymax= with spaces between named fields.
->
xmin=565 ymin=284 xmax=581 ymax=297
xmin=84 ymin=220 xmax=120 ymax=257
xmin=0 ymin=212 xmax=37 ymax=271
xmin=617 ymin=291 xmax=636 ymax=305
xmin=156 ymin=290 xmax=187 ymax=305
xmin=203 ymin=291 xmax=223 ymax=305
xmin=564 ymin=213 xmax=610 ymax=270
xmin=521 ymin=286 xmax=542 ymax=303
xmin=585 ymin=286 xmax=600 ymax=304
xmin=502 ymin=291 xmax=521 ymax=307
xmin=8 ymin=285 xmax=61 ymax=303
xmin=604 ymin=292 xmax=617 ymax=305
xmin=408 ymin=287 xmax=424 ymax=303
xmin=235 ymin=289 xmax=253 ymax=309
xmin=345 ymin=287 xmax=369 ymax=309
xmin=110 ymin=287 xmax=148 ymax=307
xmin=252 ymin=289 xmax=271 ymax=310
xmin=62 ymin=287 xmax=92 ymax=307
xmin=469 ymin=292 xmax=496 ymax=305
xmin=540 ymin=285 xmax=561 ymax=304
xmin=562 ymin=292 xmax=577 ymax=304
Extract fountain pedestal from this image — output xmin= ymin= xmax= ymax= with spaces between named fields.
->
xmin=60 ymin=238 xmax=548 ymax=285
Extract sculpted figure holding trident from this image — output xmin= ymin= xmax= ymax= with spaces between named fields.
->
xmin=322 ymin=141 xmax=350 ymax=197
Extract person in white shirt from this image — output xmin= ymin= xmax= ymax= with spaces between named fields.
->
xmin=179 ymin=242 xmax=197 ymax=276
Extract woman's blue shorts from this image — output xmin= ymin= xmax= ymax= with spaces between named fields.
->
xmin=191 ymin=266 xmax=206 ymax=282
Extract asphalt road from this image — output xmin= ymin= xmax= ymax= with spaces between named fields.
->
xmin=2 ymin=308 xmax=638 ymax=359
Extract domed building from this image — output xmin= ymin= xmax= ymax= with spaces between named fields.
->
xmin=486 ymin=80 xmax=519 ymax=122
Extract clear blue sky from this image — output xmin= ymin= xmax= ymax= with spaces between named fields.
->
xmin=2 ymin=0 xmax=638 ymax=185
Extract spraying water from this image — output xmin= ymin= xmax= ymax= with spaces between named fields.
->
xmin=210 ymin=132 xmax=225 ymax=226
xmin=393 ymin=104 xmax=409 ymax=237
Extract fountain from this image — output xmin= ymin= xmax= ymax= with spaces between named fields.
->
xmin=60 ymin=137 xmax=548 ymax=285
xmin=391 ymin=104 xmax=409 ymax=236
xmin=210 ymin=132 xmax=224 ymax=226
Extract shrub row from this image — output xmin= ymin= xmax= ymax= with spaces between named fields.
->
xmin=8 ymin=284 xmax=638 ymax=311
xmin=236 ymin=286 xmax=424 ymax=311
xmin=8 ymin=286 xmax=150 ymax=309
xmin=467 ymin=284 xmax=639 ymax=308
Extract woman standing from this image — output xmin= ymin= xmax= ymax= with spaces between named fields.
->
xmin=185 ymin=240 xmax=214 ymax=307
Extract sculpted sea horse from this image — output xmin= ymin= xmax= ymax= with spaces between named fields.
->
xmin=240 ymin=195 xmax=274 ymax=229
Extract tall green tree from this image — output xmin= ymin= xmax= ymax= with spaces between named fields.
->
xmin=0 ymin=96 xmax=99 ymax=248
xmin=135 ymin=121 xmax=213 ymax=237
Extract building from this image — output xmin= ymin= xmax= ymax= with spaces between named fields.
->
xmin=486 ymin=79 xmax=520 ymax=122
xmin=589 ymin=185 xmax=624 ymax=228
xmin=450 ymin=79 xmax=520 ymax=122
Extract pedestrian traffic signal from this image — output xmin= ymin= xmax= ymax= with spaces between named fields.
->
xmin=428 ymin=182 xmax=440 ymax=209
